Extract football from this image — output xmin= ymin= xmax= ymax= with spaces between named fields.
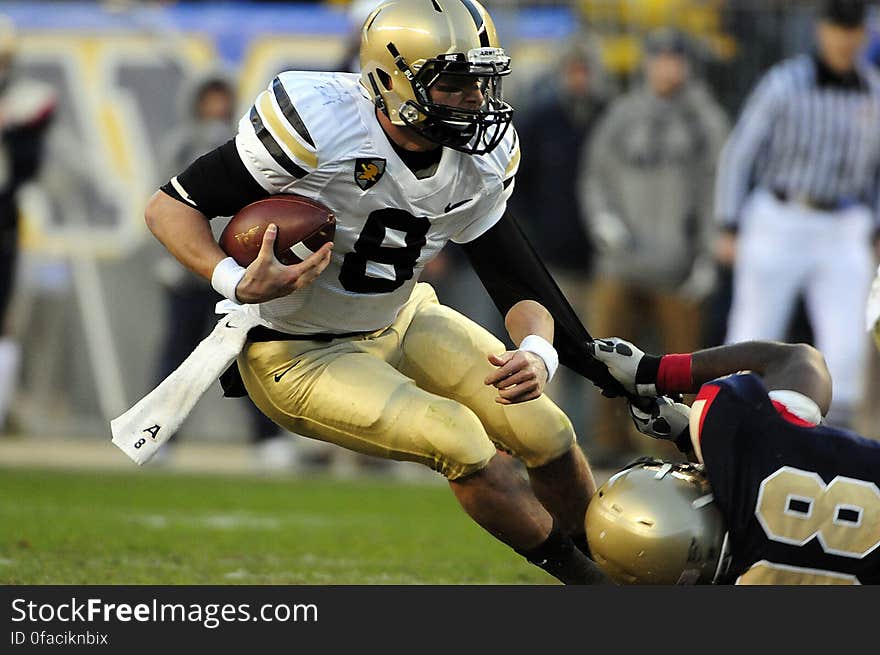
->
xmin=219 ymin=194 xmax=336 ymax=266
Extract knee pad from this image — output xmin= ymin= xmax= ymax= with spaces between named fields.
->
xmin=508 ymin=405 xmax=576 ymax=469
xmin=421 ymin=399 xmax=496 ymax=480
xmin=405 ymin=304 xmax=503 ymax=394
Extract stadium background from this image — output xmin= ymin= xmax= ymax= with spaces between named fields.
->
xmin=1 ymin=0 xmax=879 ymax=584
xmin=6 ymin=0 xmax=869 ymax=440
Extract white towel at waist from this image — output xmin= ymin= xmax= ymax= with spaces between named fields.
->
xmin=110 ymin=310 xmax=265 ymax=465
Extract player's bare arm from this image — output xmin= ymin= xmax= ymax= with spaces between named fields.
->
xmin=485 ymin=300 xmax=556 ymax=405
xmin=691 ymin=342 xmax=831 ymax=412
xmin=145 ymin=170 xmax=332 ymax=304
xmin=144 ymin=189 xmax=228 ymax=281
xmin=592 ymin=337 xmax=832 ymax=413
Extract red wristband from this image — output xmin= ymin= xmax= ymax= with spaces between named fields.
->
xmin=657 ymin=354 xmax=694 ymax=394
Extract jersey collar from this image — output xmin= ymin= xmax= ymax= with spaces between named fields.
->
xmin=356 ymin=92 xmax=460 ymax=201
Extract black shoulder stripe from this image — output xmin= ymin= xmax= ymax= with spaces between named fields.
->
xmin=249 ymin=105 xmax=309 ymax=179
xmin=271 ymin=77 xmax=315 ymax=148
xmin=459 ymin=0 xmax=490 ymax=47
xmin=478 ymin=27 xmax=490 ymax=48
xmin=460 ymin=0 xmax=483 ymax=29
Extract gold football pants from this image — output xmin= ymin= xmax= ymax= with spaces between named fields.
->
xmin=238 ymin=283 xmax=576 ymax=479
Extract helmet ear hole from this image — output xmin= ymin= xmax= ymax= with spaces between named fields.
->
xmin=377 ymin=69 xmax=393 ymax=91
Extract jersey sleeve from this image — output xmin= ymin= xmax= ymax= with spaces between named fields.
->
xmin=235 ymin=75 xmax=321 ymax=194
xmin=162 ymin=73 xmax=349 ymax=218
xmin=451 ymin=125 xmax=520 ymax=244
xmin=160 ymin=139 xmax=269 ymax=219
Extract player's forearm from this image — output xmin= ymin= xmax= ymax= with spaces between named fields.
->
xmin=144 ymin=189 xmax=227 ymax=281
xmin=595 ymin=336 xmax=831 ymax=413
xmin=504 ymin=300 xmax=553 ymax=346
xmin=641 ymin=340 xmax=830 ymax=410
xmin=691 ymin=341 xmax=831 ymax=413
xmin=463 ymin=214 xmax=627 ymax=395
xmin=690 ymin=341 xmax=801 ymax=387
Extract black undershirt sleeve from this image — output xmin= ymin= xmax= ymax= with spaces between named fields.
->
xmin=461 ymin=212 xmax=626 ymax=397
xmin=159 ymin=138 xmax=269 ymax=219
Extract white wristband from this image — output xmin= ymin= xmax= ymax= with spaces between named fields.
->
xmin=211 ymin=256 xmax=247 ymax=303
xmin=518 ymin=334 xmax=559 ymax=382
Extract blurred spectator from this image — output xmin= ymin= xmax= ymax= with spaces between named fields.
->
xmin=336 ymin=0 xmax=383 ymax=73
xmin=0 ymin=16 xmax=56 ymax=433
xmin=510 ymin=35 xmax=608 ymax=442
xmin=151 ymin=70 xmax=299 ymax=472
xmin=582 ymin=27 xmax=728 ymax=465
xmin=715 ymin=0 xmax=880 ymax=430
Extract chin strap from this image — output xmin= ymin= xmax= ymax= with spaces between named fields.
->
xmin=367 ymin=72 xmax=387 ymax=115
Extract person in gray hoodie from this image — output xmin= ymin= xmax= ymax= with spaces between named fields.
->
xmin=511 ymin=34 xmax=609 ymax=448
xmin=581 ymin=28 xmax=729 ymax=465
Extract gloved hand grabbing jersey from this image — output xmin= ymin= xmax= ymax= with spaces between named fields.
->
xmin=590 ymin=337 xmax=662 ymax=396
xmin=591 ymin=337 xmax=695 ymax=452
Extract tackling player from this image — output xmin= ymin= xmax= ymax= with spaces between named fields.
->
xmin=142 ymin=0 xmax=615 ymax=584
xmin=587 ymin=337 xmax=880 ymax=584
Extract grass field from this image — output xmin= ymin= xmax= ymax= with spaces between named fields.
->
xmin=0 ymin=466 xmax=556 ymax=585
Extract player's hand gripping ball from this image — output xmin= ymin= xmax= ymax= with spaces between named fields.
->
xmin=219 ymin=194 xmax=336 ymax=266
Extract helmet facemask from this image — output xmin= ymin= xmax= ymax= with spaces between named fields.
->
xmin=384 ymin=45 xmax=513 ymax=155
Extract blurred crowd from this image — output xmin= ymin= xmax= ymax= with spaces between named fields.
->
xmin=3 ymin=0 xmax=880 ymax=474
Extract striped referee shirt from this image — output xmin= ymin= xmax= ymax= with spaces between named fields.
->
xmin=715 ymin=53 xmax=880 ymax=226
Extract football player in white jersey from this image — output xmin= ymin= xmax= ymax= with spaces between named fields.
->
xmin=144 ymin=0 xmax=617 ymax=584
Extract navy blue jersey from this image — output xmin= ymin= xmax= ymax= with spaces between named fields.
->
xmin=692 ymin=373 xmax=880 ymax=585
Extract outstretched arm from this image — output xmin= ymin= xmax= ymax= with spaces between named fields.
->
xmin=691 ymin=342 xmax=831 ymax=413
xmin=462 ymin=212 xmax=627 ymax=397
xmin=593 ymin=338 xmax=832 ymax=416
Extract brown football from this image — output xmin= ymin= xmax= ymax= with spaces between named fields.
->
xmin=219 ymin=194 xmax=336 ymax=266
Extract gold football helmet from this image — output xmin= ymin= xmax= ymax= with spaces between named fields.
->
xmin=585 ymin=459 xmax=729 ymax=585
xmin=360 ymin=0 xmax=513 ymax=154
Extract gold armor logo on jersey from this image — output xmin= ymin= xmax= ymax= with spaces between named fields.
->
xmin=355 ymin=158 xmax=386 ymax=190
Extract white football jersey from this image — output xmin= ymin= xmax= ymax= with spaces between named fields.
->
xmin=228 ymin=71 xmax=519 ymax=335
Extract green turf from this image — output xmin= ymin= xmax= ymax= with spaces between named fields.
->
xmin=0 ymin=467 xmax=556 ymax=584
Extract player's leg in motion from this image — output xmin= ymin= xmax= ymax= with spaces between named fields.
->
xmin=398 ymin=294 xmax=603 ymax=565
xmin=237 ymin=288 xmax=608 ymax=584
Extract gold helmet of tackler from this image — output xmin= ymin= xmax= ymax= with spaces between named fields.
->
xmin=585 ymin=458 xmax=730 ymax=585
xmin=359 ymin=0 xmax=513 ymax=154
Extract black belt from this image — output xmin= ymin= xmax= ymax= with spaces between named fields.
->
xmin=771 ymin=188 xmax=851 ymax=212
xmin=247 ymin=325 xmax=373 ymax=343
